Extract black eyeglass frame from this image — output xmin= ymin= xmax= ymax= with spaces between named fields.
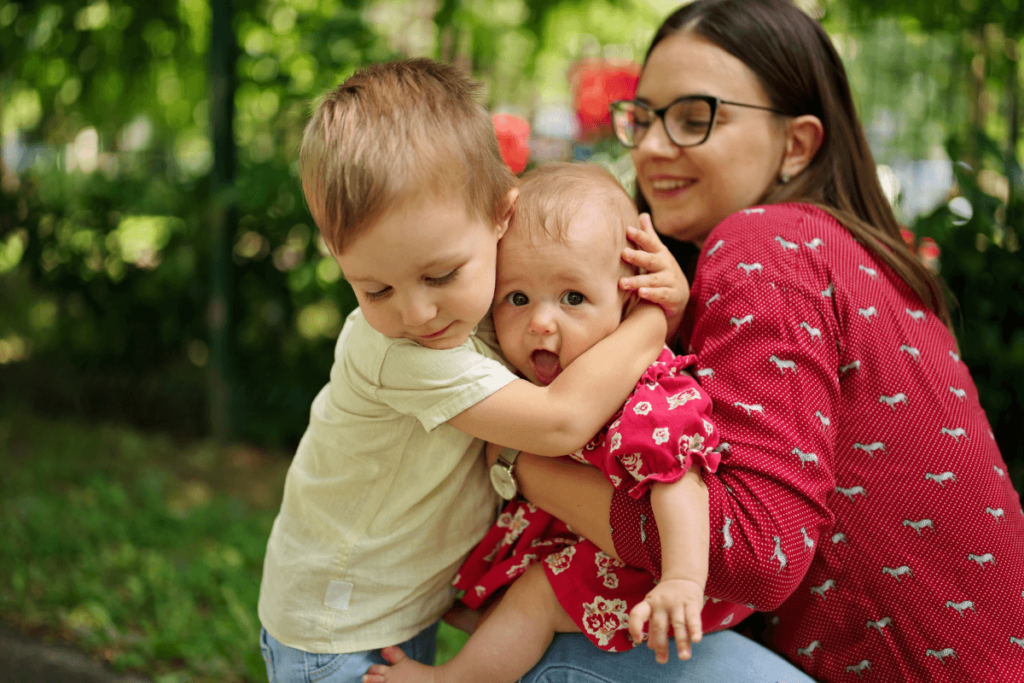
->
xmin=609 ymin=95 xmax=791 ymax=149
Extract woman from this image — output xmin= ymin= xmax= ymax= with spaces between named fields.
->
xmin=509 ymin=1 xmax=1024 ymax=681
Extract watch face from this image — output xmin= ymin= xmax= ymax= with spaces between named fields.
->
xmin=489 ymin=464 xmax=517 ymax=500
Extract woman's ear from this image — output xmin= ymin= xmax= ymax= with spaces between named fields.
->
xmin=496 ymin=187 xmax=520 ymax=240
xmin=781 ymin=115 xmax=824 ymax=179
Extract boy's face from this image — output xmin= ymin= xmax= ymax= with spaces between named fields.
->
xmin=493 ymin=206 xmax=627 ymax=385
xmin=335 ymin=193 xmax=510 ymax=350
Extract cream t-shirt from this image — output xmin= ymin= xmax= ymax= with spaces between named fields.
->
xmin=258 ymin=309 xmax=517 ymax=652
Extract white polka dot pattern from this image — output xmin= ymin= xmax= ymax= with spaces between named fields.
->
xmin=610 ymin=203 xmax=1024 ymax=682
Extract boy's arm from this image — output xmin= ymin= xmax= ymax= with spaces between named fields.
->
xmin=447 ymin=303 xmax=666 ymax=455
xmin=628 ymin=468 xmax=709 ymax=662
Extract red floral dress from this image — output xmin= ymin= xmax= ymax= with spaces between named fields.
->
xmin=454 ymin=350 xmax=754 ymax=652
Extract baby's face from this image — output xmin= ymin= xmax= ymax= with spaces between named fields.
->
xmin=493 ymin=207 xmax=626 ymax=385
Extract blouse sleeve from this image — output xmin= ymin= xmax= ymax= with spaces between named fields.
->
xmin=685 ymin=208 xmax=841 ymax=611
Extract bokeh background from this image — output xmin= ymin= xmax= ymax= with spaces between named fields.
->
xmin=1 ymin=0 xmax=1021 ymax=680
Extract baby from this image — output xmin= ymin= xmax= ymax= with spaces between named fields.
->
xmin=364 ymin=163 xmax=751 ymax=683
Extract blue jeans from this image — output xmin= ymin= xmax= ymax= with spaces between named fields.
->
xmin=260 ymin=623 xmax=438 ymax=683
xmin=520 ymin=630 xmax=816 ymax=683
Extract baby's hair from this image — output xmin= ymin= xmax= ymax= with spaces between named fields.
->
xmin=511 ymin=162 xmax=638 ymax=250
xmin=300 ymin=58 xmax=516 ymax=256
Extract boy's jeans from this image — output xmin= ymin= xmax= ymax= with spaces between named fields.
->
xmin=260 ymin=622 xmax=439 ymax=683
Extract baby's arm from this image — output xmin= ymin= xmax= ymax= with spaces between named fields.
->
xmin=619 ymin=213 xmax=689 ymax=346
xmin=628 ymin=468 xmax=709 ymax=663
xmin=447 ymin=303 xmax=666 ymax=456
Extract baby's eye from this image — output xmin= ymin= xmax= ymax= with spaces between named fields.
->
xmin=506 ymin=292 xmax=529 ymax=307
xmin=560 ymin=291 xmax=586 ymax=306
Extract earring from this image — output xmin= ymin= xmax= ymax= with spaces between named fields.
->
xmin=779 ymin=172 xmax=791 ymax=184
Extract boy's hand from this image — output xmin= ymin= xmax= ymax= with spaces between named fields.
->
xmin=619 ymin=213 xmax=689 ymax=344
xmin=628 ymin=577 xmax=704 ymax=664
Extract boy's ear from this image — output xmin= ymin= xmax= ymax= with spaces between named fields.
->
xmin=496 ymin=187 xmax=519 ymax=240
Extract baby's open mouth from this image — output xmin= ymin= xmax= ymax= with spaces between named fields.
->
xmin=530 ymin=350 xmax=562 ymax=386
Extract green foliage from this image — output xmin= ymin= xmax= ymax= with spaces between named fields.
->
xmin=0 ymin=412 xmax=286 ymax=681
xmin=0 ymin=154 xmax=362 ymax=443
xmin=0 ymin=412 xmax=470 ymax=680
xmin=0 ymin=0 xmax=386 ymax=444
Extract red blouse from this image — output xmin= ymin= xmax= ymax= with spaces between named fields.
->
xmin=609 ymin=203 xmax=1024 ymax=682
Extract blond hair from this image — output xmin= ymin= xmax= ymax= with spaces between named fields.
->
xmin=300 ymin=58 xmax=516 ymax=255
xmin=511 ymin=163 xmax=638 ymax=252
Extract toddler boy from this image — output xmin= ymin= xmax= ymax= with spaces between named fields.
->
xmin=258 ymin=60 xmax=667 ymax=683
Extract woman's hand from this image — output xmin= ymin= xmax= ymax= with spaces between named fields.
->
xmin=628 ymin=577 xmax=704 ymax=664
xmin=620 ymin=213 xmax=689 ymax=345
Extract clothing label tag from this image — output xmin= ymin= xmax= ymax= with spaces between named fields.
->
xmin=324 ymin=581 xmax=353 ymax=611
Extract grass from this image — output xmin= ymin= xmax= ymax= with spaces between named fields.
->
xmin=0 ymin=410 xmax=467 ymax=682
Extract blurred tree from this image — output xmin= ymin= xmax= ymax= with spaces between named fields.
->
xmin=847 ymin=0 xmax=1023 ymax=184
xmin=0 ymin=0 xmax=389 ymax=443
xmin=209 ymin=0 xmax=240 ymax=440
xmin=1 ymin=0 xmax=1021 ymax=467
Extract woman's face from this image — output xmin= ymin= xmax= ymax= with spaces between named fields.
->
xmin=631 ymin=33 xmax=788 ymax=246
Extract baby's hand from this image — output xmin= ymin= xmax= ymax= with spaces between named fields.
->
xmin=628 ymin=578 xmax=704 ymax=664
xmin=619 ymin=214 xmax=689 ymax=344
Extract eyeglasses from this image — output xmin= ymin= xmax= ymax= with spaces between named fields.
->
xmin=609 ymin=95 xmax=790 ymax=149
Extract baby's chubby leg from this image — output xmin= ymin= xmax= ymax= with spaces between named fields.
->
xmin=363 ymin=563 xmax=578 ymax=683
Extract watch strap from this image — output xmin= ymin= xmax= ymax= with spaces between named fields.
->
xmin=497 ymin=447 xmax=520 ymax=469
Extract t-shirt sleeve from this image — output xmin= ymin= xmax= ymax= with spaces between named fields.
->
xmin=473 ymin=313 xmax=503 ymax=356
xmin=687 ymin=209 xmax=841 ymax=610
xmin=374 ymin=338 xmax=518 ymax=432
xmin=590 ymin=353 xmax=721 ymax=498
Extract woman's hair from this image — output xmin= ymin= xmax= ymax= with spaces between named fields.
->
xmin=639 ymin=0 xmax=952 ymax=328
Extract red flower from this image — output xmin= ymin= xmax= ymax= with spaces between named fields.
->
xmin=918 ymin=237 xmax=940 ymax=260
xmin=918 ymin=236 xmax=941 ymax=273
xmin=572 ymin=60 xmax=640 ymax=140
xmin=493 ymin=113 xmax=530 ymax=174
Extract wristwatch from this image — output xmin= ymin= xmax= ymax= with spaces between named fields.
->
xmin=489 ymin=447 xmax=521 ymax=500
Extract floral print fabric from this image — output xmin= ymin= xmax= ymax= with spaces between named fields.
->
xmin=455 ymin=350 xmax=753 ymax=652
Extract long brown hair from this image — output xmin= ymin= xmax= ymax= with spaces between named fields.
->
xmin=637 ymin=0 xmax=952 ymax=328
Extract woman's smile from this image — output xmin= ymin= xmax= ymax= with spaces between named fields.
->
xmin=648 ymin=176 xmax=696 ymax=196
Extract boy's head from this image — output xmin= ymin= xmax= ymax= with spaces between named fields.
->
xmin=300 ymin=58 xmax=516 ymax=257
xmin=493 ymin=162 xmax=640 ymax=385
xmin=301 ymin=59 xmax=518 ymax=350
